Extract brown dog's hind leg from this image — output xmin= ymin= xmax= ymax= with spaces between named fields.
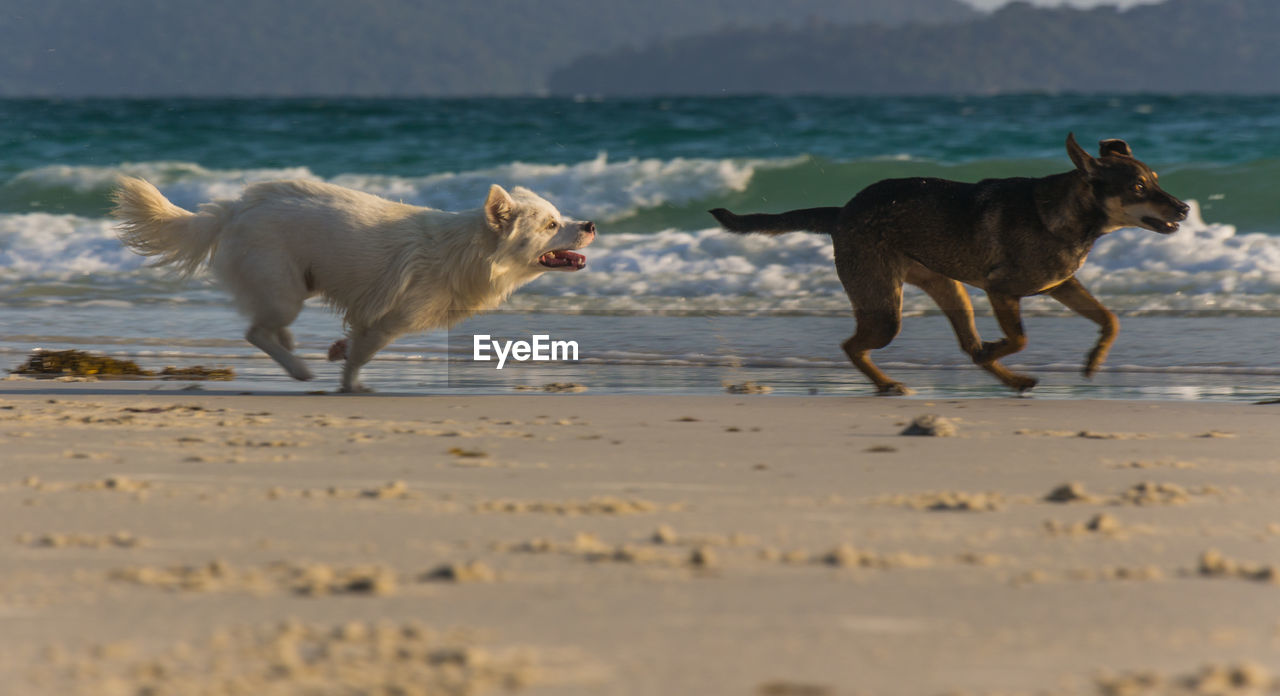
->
xmin=841 ymin=309 xmax=911 ymax=395
xmin=836 ymin=260 xmax=911 ymax=394
xmin=1048 ymin=276 xmax=1119 ymax=378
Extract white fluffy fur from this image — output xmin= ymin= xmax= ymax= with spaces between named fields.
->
xmin=112 ymin=177 xmax=594 ymax=392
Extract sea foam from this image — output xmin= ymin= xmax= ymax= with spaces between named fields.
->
xmin=4 ymin=159 xmax=1280 ymax=314
xmin=5 ymin=201 xmax=1280 ymax=314
xmin=0 ymin=213 xmax=141 ymax=279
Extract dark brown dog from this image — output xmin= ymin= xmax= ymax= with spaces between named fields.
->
xmin=711 ymin=134 xmax=1189 ymax=394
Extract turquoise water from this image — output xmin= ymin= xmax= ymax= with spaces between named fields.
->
xmin=2 ymin=96 xmax=1279 ymax=398
xmin=4 ymin=95 xmax=1280 ymax=228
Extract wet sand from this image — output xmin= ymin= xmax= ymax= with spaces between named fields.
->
xmin=1 ymin=384 xmax=1278 ymax=695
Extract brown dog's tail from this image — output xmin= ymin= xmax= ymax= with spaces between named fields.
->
xmin=709 ymin=206 xmax=840 ymax=236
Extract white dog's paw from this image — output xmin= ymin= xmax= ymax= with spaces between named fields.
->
xmin=288 ymin=365 xmax=315 ymax=382
xmin=339 ymin=382 xmax=374 ymax=394
xmin=327 ymin=338 xmax=349 ymax=362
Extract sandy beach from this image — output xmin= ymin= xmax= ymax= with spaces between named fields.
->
xmin=1 ymin=383 xmax=1278 ymax=695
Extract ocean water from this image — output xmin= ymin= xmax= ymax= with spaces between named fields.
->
xmin=2 ymin=95 xmax=1279 ymax=400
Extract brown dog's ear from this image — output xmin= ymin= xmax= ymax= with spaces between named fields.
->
xmin=484 ymin=184 xmax=515 ymax=233
xmin=1066 ymin=133 xmax=1097 ymax=175
xmin=1098 ymin=139 xmax=1133 ymax=158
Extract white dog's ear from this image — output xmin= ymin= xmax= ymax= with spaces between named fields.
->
xmin=484 ymin=184 xmax=515 ymax=232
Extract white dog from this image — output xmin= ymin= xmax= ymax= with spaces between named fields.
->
xmin=112 ymin=177 xmax=595 ymax=392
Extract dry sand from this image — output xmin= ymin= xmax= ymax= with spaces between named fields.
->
xmin=1 ymin=382 xmax=1278 ymax=695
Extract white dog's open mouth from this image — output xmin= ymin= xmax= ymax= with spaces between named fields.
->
xmin=539 ymin=250 xmax=586 ymax=270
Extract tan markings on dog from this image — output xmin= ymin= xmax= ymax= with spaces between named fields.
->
xmin=1102 ymin=196 xmax=1137 ymax=233
xmin=711 ymin=133 xmax=1189 ymax=394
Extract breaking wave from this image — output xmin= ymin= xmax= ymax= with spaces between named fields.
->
xmin=2 ymin=153 xmax=1279 ymax=313
xmin=3 ymin=198 xmax=1280 ymax=314
xmin=0 ymin=154 xmax=783 ymax=226
xmin=4 ymin=153 xmax=1278 ymax=232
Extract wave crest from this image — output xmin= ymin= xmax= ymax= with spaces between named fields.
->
xmin=5 ymin=153 xmax=1278 ymax=235
xmin=0 ymin=154 xmax=784 ymax=225
xmin=4 ymin=155 xmax=1280 ymax=314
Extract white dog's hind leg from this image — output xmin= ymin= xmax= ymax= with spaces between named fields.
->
xmin=247 ymin=324 xmax=314 ymax=381
xmin=340 ymin=327 xmax=394 ymax=393
xmin=219 ymin=252 xmax=312 ymax=382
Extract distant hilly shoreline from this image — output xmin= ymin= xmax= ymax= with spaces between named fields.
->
xmin=0 ymin=0 xmax=973 ymax=97
xmin=2 ymin=0 xmax=1274 ymax=97
xmin=549 ymin=0 xmax=1280 ymax=96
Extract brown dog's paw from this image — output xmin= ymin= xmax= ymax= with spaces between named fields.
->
xmin=327 ymin=338 xmax=348 ymax=362
xmin=1010 ymin=375 xmax=1039 ymax=393
xmin=875 ymin=382 xmax=915 ymax=396
xmin=1083 ymin=348 xmax=1109 ymax=378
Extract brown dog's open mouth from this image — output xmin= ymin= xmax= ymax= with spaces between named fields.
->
xmin=539 ymin=250 xmax=586 ymax=270
xmin=1142 ymin=217 xmax=1180 ymax=234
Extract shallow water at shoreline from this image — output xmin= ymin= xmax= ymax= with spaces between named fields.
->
xmin=5 ymin=309 xmax=1278 ymax=402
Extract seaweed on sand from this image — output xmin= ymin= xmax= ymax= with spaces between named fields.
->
xmin=10 ymin=350 xmax=235 ymax=380
xmin=159 ymin=366 xmax=234 ymax=381
xmin=11 ymin=350 xmax=154 ymax=377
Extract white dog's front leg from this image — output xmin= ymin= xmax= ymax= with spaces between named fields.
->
xmin=340 ymin=328 xmax=394 ymax=393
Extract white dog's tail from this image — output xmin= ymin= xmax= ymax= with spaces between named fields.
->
xmin=112 ymin=176 xmax=228 ymax=276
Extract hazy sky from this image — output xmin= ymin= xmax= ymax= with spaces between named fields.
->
xmin=967 ymin=0 xmax=1162 ymax=8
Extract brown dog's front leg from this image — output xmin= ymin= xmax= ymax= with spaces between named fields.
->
xmin=974 ymin=292 xmax=1037 ymax=393
xmin=1048 ymin=276 xmax=1119 ymax=378
xmin=975 ymin=292 xmax=1029 ymax=362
